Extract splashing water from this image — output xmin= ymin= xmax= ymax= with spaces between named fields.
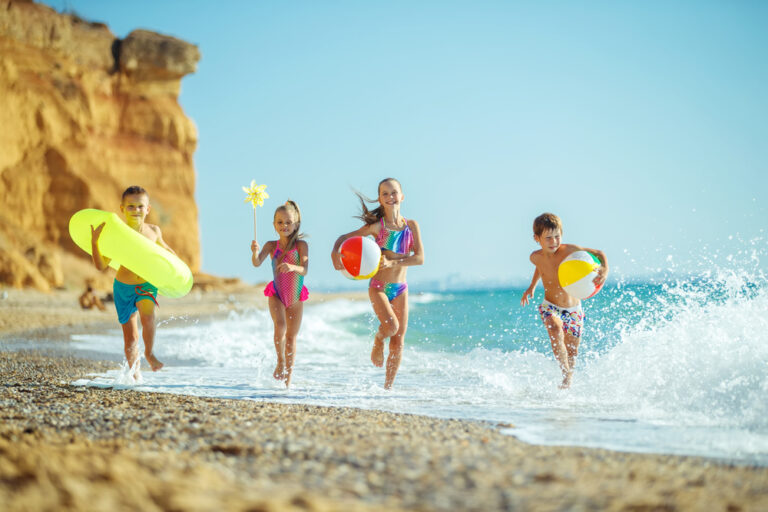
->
xmin=70 ymin=242 xmax=768 ymax=465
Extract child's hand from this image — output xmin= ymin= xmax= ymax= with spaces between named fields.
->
xmin=379 ymin=254 xmax=397 ymax=269
xmin=91 ymin=222 xmax=106 ymax=242
xmin=251 ymin=240 xmax=260 ymax=254
xmin=520 ymin=287 xmax=534 ymax=306
xmin=276 ymin=262 xmax=294 ymax=273
xmin=593 ymin=266 xmax=608 ymax=287
xmin=331 ymin=251 xmax=344 ymax=270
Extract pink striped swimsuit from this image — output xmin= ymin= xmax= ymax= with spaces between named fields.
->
xmin=264 ymin=244 xmax=308 ymax=308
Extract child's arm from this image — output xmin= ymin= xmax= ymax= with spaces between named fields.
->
xmin=520 ymin=254 xmax=540 ymax=306
xmin=330 ymin=223 xmax=378 ymax=270
xmin=378 ymin=219 xmax=425 ymax=269
xmin=582 ymin=247 xmax=609 ymax=286
xmin=90 ymin=223 xmax=111 ymax=271
xmin=251 ymin=240 xmax=274 ymax=268
xmin=520 ymin=251 xmax=541 ymax=306
xmin=276 ymin=240 xmax=308 ymax=275
xmin=153 ymin=226 xmax=177 ymax=255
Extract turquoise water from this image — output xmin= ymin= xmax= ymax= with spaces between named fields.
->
xmin=70 ymin=247 xmax=768 ymax=465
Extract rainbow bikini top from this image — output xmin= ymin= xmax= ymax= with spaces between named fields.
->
xmin=375 ymin=217 xmax=413 ymax=255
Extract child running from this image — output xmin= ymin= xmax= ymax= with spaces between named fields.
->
xmin=91 ymin=186 xmax=172 ymax=379
xmin=251 ymin=200 xmax=308 ymax=388
xmin=331 ymin=178 xmax=424 ymax=389
xmin=520 ymin=212 xmax=608 ymax=389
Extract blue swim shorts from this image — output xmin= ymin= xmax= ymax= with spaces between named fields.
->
xmin=113 ymin=279 xmax=159 ymax=324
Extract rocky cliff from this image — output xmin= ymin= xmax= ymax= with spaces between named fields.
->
xmin=0 ymin=0 xmax=201 ymax=291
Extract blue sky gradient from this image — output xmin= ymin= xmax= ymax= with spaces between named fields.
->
xmin=43 ymin=1 xmax=767 ymax=289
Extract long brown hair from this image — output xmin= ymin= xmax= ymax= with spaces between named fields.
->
xmin=355 ymin=177 xmax=402 ymax=225
xmin=274 ymin=200 xmax=304 ymax=255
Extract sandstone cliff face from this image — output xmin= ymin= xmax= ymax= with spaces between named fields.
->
xmin=0 ymin=0 xmax=201 ymax=291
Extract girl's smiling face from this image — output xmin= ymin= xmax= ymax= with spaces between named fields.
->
xmin=273 ymin=209 xmax=297 ymax=237
xmin=378 ymin=180 xmax=403 ymax=211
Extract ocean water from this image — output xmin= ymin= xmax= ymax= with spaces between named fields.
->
xmin=70 ymin=245 xmax=768 ymax=465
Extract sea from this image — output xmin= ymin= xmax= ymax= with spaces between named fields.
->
xmin=68 ymin=245 xmax=768 ymax=466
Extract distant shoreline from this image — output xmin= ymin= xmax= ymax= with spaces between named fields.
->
xmin=0 ymin=286 xmax=369 ymax=339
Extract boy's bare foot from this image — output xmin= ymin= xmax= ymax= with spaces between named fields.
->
xmin=273 ymin=362 xmax=286 ymax=381
xmin=146 ymin=353 xmax=164 ymax=372
xmin=371 ymin=340 xmax=385 ymax=367
xmin=559 ymin=373 xmax=573 ymax=389
xmin=126 ymin=359 xmax=141 ymax=381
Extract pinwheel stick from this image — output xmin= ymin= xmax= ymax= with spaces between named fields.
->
xmin=243 ymin=181 xmax=269 ymax=242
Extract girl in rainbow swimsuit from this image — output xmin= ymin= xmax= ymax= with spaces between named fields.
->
xmin=331 ymin=178 xmax=425 ymax=389
xmin=251 ymin=200 xmax=309 ymax=388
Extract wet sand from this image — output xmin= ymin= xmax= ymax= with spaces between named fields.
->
xmin=1 ymin=289 xmax=767 ymax=511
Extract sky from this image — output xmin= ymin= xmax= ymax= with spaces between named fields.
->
xmin=43 ymin=0 xmax=768 ymax=290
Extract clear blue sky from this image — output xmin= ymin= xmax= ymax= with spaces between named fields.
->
xmin=44 ymin=0 xmax=768 ymax=289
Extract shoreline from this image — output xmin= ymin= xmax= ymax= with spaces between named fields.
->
xmin=2 ymin=351 xmax=767 ymax=511
xmin=2 ymin=289 xmax=768 ymax=510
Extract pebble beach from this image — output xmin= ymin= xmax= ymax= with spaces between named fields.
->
xmin=2 ymin=289 xmax=767 ymax=511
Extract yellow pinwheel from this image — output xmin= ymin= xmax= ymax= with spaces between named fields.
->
xmin=243 ymin=181 xmax=268 ymax=240
xmin=243 ymin=180 xmax=269 ymax=208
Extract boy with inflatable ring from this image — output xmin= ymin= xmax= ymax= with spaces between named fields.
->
xmin=91 ymin=186 xmax=175 ymax=379
xmin=520 ymin=213 xmax=609 ymax=389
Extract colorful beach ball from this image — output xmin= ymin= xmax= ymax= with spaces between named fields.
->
xmin=339 ymin=236 xmax=381 ymax=280
xmin=558 ymin=251 xmax=604 ymax=300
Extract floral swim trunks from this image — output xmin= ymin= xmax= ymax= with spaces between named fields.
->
xmin=538 ymin=300 xmax=584 ymax=338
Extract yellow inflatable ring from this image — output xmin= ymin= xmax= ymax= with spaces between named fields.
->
xmin=68 ymin=209 xmax=193 ymax=298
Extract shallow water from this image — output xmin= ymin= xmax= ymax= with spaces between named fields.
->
xmin=70 ymin=246 xmax=768 ymax=466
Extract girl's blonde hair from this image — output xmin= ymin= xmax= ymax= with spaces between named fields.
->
xmin=355 ymin=177 xmax=402 ymax=225
xmin=274 ymin=200 xmax=304 ymax=253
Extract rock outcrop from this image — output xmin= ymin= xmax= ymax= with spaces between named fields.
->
xmin=0 ymin=0 xmax=201 ymax=291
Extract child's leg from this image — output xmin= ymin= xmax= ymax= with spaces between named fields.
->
xmin=137 ymin=299 xmax=163 ymax=371
xmin=368 ymin=288 xmax=400 ymax=367
xmin=564 ymin=333 xmax=580 ymax=371
xmin=542 ymin=316 xmax=572 ymax=388
xmin=283 ymin=302 xmax=304 ymax=388
xmin=384 ymin=292 xmax=409 ymax=390
xmin=120 ymin=312 xmax=141 ymax=378
xmin=268 ymin=296 xmax=287 ymax=380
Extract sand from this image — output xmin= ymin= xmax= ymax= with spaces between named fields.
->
xmin=1 ymin=288 xmax=767 ymax=511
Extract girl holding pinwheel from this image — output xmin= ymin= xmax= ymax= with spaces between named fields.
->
xmin=246 ymin=183 xmax=308 ymax=388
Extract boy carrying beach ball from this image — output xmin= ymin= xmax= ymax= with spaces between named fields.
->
xmin=91 ymin=186 xmax=174 ymax=379
xmin=520 ymin=213 xmax=608 ymax=389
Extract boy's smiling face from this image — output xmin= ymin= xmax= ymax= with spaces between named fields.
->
xmin=120 ymin=193 xmax=150 ymax=226
xmin=535 ymin=228 xmax=562 ymax=254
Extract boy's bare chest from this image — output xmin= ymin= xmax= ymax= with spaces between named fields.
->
xmin=539 ymin=267 xmax=560 ymax=287
xmin=536 ymin=255 xmax=567 ymax=287
xmin=138 ymin=225 xmax=158 ymax=242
